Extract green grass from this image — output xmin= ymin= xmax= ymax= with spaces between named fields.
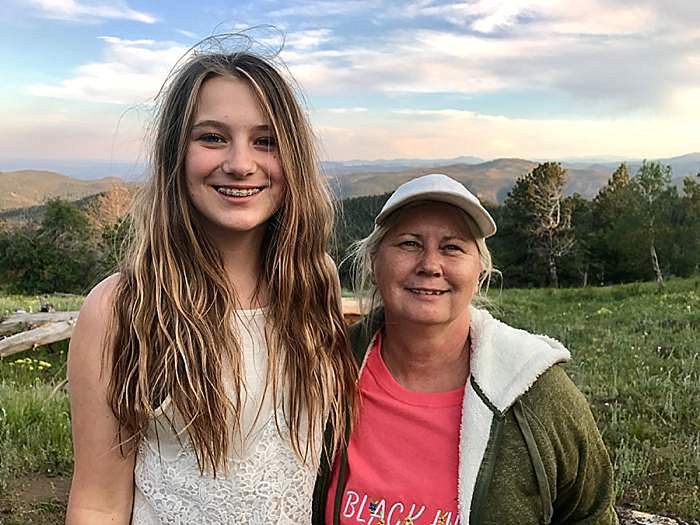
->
xmin=1 ymin=280 xmax=699 ymax=520
xmin=487 ymin=277 xmax=700 ymax=519
xmin=0 ymin=294 xmax=83 ymax=316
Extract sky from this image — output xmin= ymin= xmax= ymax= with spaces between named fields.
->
xmin=1 ymin=0 xmax=699 ymax=177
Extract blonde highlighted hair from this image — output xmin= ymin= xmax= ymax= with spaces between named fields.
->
xmin=107 ymin=50 xmax=356 ymax=474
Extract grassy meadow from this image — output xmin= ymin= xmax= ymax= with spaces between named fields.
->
xmin=0 ymin=280 xmax=699 ymax=522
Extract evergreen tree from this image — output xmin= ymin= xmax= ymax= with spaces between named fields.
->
xmin=561 ymin=193 xmax=594 ymax=286
xmin=501 ymin=162 xmax=574 ymax=287
xmin=592 ymin=163 xmax=636 ymax=284
xmin=0 ymin=199 xmax=100 ymax=293
xmin=670 ymin=175 xmax=700 ymax=276
xmin=631 ymin=161 xmax=675 ymax=288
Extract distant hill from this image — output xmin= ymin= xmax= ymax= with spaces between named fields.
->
xmin=0 ymin=170 xmax=130 ymax=212
xmin=322 ymin=155 xmax=483 ymax=176
xmin=330 ymin=158 xmax=612 ymax=204
xmin=329 ymin=153 xmax=700 ymax=203
xmin=3 ymin=153 xmax=697 ymax=214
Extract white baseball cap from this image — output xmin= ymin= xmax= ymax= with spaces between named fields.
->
xmin=375 ymin=173 xmax=497 ymax=238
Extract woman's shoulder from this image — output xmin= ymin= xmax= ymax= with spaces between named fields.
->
xmin=520 ymin=364 xmax=599 ymax=437
xmin=524 ymin=365 xmax=587 ymax=408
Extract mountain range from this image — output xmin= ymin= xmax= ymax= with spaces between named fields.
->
xmin=0 ymin=170 xmax=133 ymax=213
xmin=1 ymin=153 xmax=698 ymax=212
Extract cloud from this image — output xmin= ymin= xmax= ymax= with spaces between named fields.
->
xmin=279 ymin=0 xmax=700 ymax=115
xmin=0 ymin=103 xmax=148 ymax=162
xmin=314 ymin=107 xmax=699 ymax=161
xmin=11 ymin=1 xmax=700 ymax=163
xmin=27 ymin=0 xmax=157 ymax=23
xmin=269 ymin=0 xmax=381 ymax=18
xmin=324 ymin=107 xmax=369 ymax=113
xmin=24 ymin=28 xmax=340 ymax=106
xmin=284 ymin=29 xmax=332 ymax=50
xmin=390 ymin=0 xmax=666 ymax=35
xmin=175 ymin=29 xmax=197 ymax=39
xmin=27 ymin=37 xmax=188 ymax=104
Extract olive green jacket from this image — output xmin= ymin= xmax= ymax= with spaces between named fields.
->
xmin=313 ymin=307 xmax=618 ymax=525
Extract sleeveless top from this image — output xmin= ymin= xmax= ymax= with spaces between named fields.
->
xmin=131 ymin=308 xmax=319 ymax=524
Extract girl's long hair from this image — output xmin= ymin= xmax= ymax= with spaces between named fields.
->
xmin=106 ymin=51 xmax=356 ymax=475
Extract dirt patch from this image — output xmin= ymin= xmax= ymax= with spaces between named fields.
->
xmin=0 ymin=474 xmax=69 ymax=525
xmin=0 ymin=475 xmax=695 ymax=525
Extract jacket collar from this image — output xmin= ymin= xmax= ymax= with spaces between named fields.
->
xmin=459 ymin=306 xmax=570 ymax=523
xmin=468 ymin=306 xmax=570 ymax=412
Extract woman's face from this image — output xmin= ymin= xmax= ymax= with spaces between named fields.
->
xmin=184 ymin=75 xmax=285 ymax=246
xmin=373 ymin=202 xmax=482 ymax=328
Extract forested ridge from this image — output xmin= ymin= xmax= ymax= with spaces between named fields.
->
xmin=336 ymin=161 xmax=700 ymax=289
xmin=1 ymin=161 xmax=699 ymax=293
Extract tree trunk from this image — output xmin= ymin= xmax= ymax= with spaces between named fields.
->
xmin=0 ymin=311 xmax=79 ymax=337
xmin=548 ymin=254 xmax=559 ymax=288
xmin=650 ymin=241 xmax=664 ymax=289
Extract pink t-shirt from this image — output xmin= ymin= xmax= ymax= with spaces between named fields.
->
xmin=326 ymin=331 xmax=464 ymax=525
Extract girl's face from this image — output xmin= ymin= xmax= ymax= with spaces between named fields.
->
xmin=185 ymin=75 xmax=285 ymax=246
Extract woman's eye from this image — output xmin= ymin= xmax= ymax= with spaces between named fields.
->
xmin=399 ymin=240 xmax=420 ymax=249
xmin=255 ymin=136 xmax=277 ymax=149
xmin=198 ymin=133 xmax=225 ymax=144
xmin=443 ymin=244 xmax=464 ymax=253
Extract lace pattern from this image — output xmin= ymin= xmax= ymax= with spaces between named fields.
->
xmin=132 ymin=413 xmax=317 ymax=524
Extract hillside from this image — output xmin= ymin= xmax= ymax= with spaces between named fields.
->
xmin=4 ymin=153 xmax=697 ymax=213
xmin=0 ymin=170 xmax=128 ymax=212
xmin=330 ymin=158 xmax=611 ymax=203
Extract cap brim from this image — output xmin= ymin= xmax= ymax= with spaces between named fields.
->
xmin=376 ymin=192 xmax=497 ymax=238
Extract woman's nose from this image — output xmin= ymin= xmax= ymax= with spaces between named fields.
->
xmin=417 ymin=248 xmax=442 ymax=277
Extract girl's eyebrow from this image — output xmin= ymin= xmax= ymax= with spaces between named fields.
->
xmin=191 ymin=119 xmax=228 ymax=131
xmin=191 ymin=120 xmax=271 ymax=133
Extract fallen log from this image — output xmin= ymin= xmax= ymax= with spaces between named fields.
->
xmin=0 ymin=320 xmax=77 ymax=358
xmin=0 ymin=301 xmax=366 ymax=357
xmin=341 ymin=297 xmax=364 ymax=325
xmin=617 ymin=508 xmax=691 ymax=525
xmin=0 ymin=311 xmax=79 ymax=337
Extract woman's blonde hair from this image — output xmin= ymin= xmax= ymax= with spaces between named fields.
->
xmin=348 ymin=200 xmax=495 ymax=315
xmin=106 ymin=50 xmax=356 ymax=474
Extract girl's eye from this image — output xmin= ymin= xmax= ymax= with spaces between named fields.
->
xmin=198 ymin=133 xmax=225 ymax=144
xmin=255 ymin=136 xmax=277 ymax=149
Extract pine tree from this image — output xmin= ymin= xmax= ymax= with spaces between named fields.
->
xmin=592 ymin=163 xmax=636 ymax=284
xmin=631 ymin=161 xmax=674 ymax=288
xmin=502 ymin=162 xmax=574 ymax=287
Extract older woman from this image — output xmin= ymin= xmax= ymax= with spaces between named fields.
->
xmin=313 ymin=174 xmax=618 ymax=525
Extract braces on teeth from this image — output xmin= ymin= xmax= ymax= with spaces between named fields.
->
xmin=217 ymin=187 xmax=262 ymax=197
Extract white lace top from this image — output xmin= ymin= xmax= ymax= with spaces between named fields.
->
xmin=131 ymin=308 xmax=319 ymax=524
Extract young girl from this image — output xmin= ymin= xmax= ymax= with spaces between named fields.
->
xmin=66 ymin=50 xmax=356 ymax=524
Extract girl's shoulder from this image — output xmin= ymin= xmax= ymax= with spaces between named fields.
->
xmin=79 ymin=273 xmax=122 ymax=325
xmin=70 ymin=273 xmax=123 ymax=361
